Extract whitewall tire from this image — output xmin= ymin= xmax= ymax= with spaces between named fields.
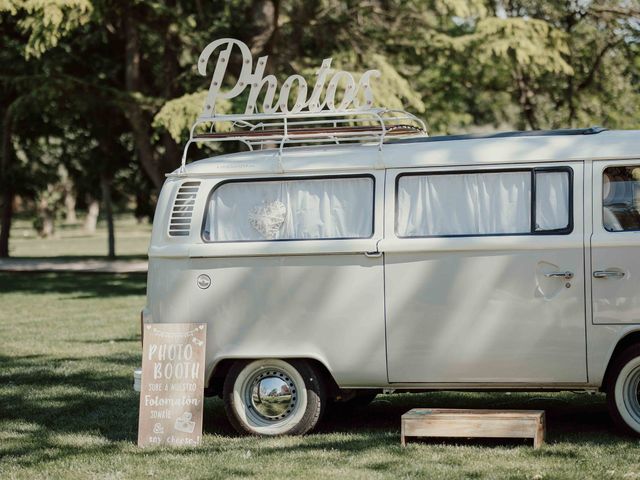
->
xmin=607 ymin=344 xmax=640 ymax=436
xmin=223 ymin=359 xmax=325 ymax=435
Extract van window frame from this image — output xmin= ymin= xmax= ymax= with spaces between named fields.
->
xmin=601 ymin=164 xmax=640 ymax=233
xmin=394 ymin=166 xmax=574 ymax=239
xmin=201 ymin=173 xmax=376 ymax=243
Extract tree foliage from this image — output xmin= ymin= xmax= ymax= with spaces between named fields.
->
xmin=0 ymin=0 xmax=638 ymax=257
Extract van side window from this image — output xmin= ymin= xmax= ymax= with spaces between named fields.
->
xmin=396 ymin=169 xmax=571 ymax=237
xmin=203 ymin=176 xmax=374 ymax=242
xmin=534 ymin=171 xmax=570 ymax=231
xmin=603 ymin=166 xmax=640 ymax=232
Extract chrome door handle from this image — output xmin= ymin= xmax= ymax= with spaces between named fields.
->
xmin=544 ymin=271 xmax=574 ymax=280
xmin=593 ymin=270 xmax=625 ymax=279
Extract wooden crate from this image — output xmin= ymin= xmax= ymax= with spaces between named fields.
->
xmin=401 ymin=409 xmax=545 ymax=448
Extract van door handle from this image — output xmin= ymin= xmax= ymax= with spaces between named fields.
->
xmin=364 ymin=251 xmax=382 ymax=258
xmin=593 ymin=270 xmax=625 ymax=279
xmin=544 ymin=271 xmax=574 ymax=280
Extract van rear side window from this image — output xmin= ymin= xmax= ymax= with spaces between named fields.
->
xmin=202 ymin=176 xmax=374 ymax=242
xmin=603 ymin=166 xmax=640 ymax=232
xmin=396 ymin=169 xmax=571 ymax=237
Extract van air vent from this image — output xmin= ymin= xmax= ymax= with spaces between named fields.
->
xmin=169 ymin=181 xmax=200 ymax=237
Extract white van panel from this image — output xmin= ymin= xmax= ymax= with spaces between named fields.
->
xmin=145 ymin=137 xmax=640 ymax=392
xmin=186 ymin=255 xmax=387 ymax=386
xmin=591 ymin=160 xmax=640 ymax=325
xmin=587 ymin=324 xmax=640 ymax=386
xmin=147 ymin=258 xmax=192 ymax=324
xmin=383 ymin=163 xmax=587 ymax=383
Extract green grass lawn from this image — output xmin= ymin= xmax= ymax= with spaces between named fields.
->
xmin=7 ymin=216 xmax=151 ymax=259
xmin=1 ymin=272 xmax=640 ymax=479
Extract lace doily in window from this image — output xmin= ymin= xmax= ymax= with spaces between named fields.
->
xmin=248 ymin=200 xmax=287 ymax=239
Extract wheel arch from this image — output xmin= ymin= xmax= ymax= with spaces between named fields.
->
xmin=602 ymin=329 xmax=640 ymax=391
xmin=205 ymin=356 xmax=339 ymax=399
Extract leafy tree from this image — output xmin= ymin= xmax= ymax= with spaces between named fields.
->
xmin=1 ymin=0 xmax=638 ymax=259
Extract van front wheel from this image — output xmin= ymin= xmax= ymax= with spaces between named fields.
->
xmin=607 ymin=344 xmax=640 ymax=436
xmin=223 ymin=359 xmax=325 ymax=435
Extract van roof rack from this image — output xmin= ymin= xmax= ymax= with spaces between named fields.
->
xmin=389 ymin=126 xmax=608 ymax=145
xmin=180 ymin=108 xmax=427 ymax=171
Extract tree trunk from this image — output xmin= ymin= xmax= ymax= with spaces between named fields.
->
xmin=36 ymin=196 xmax=55 ymax=238
xmin=64 ymin=190 xmax=77 ymax=224
xmin=135 ymin=189 xmax=153 ymax=223
xmin=159 ymin=11 xmax=182 ymax=173
xmin=563 ymin=9 xmax=576 ymax=128
xmin=84 ymin=198 xmax=100 ymax=233
xmin=0 ymin=101 xmax=15 ymax=258
xmin=566 ymin=75 xmax=576 ymax=128
xmin=100 ymin=172 xmax=116 ymax=258
xmin=0 ymin=188 xmax=13 ymax=258
xmin=40 ymin=216 xmax=55 ymax=238
xmin=246 ymin=0 xmax=279 ymax=56
xmin=513 ymin=67 xmax=539 ymax=130
xmin=124 ymin=12 xmax=164 ymax=189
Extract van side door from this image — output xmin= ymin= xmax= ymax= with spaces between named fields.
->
xmin=591 ymin=160 xmax=640 ymax=325
xmin=381 ymin=163 xmax=587 ymax=384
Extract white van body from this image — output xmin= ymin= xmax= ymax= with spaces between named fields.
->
xmin=144 ymin=128 xmax=640 ymax=435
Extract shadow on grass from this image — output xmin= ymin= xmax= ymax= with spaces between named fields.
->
xmin=0 ymin=352 xmax=140 ymax=466
xmin=204 ymin=389 xmax=626 ymax=451
xmin=323 ymin=391 xmax=614 ymax=435
xmin=198 ymin=393 xmax=630 ymax=477
xmin=0 ymin=353 xmax=140 ymax=438
xmin=0 ymin=272 xmax=146 ymax=298
xmin=1 ymin=348 xmax=632 ymax=470
xmin=310 ymin=391 xmax=624 ymax=449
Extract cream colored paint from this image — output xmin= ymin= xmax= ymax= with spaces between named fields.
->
xmin=145 ymin=132 xmax=640 ymax=390
xmin=383 ymin=163 xmax=587 ymax=383
xmin=591 ymin=160 xmax=640 ymax=325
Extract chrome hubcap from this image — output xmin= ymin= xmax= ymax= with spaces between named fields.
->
xmin=247 ymin=369 xmax=298 ymax=422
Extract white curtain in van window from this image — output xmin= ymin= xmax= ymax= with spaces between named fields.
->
xmin=204 ymin=177 xmax=373 ymax=241
xmin=535 ymin=171 xmax=569 ymax=231
xmin=396 ymin=172 xmax=531 ymax=237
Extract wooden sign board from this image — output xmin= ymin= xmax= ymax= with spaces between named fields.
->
xmin=138 ymin=323 xmax=207 ymax=447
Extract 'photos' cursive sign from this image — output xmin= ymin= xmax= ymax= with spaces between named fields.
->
xmin=198 ymin=38 xmax=381 ymax=116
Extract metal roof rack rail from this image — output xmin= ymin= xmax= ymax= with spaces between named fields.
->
xmin=180 ymin=108 xmax=427 ymax=171
xmin=390 ymin=126 xmax=608 ymax=145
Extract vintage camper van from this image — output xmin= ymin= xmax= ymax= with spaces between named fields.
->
xmin=141 ymin=108 xmax=640 ymax=436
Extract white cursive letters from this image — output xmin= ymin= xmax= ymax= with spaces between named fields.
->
xmin=197 ymin=38 xmax=381 ymax=116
